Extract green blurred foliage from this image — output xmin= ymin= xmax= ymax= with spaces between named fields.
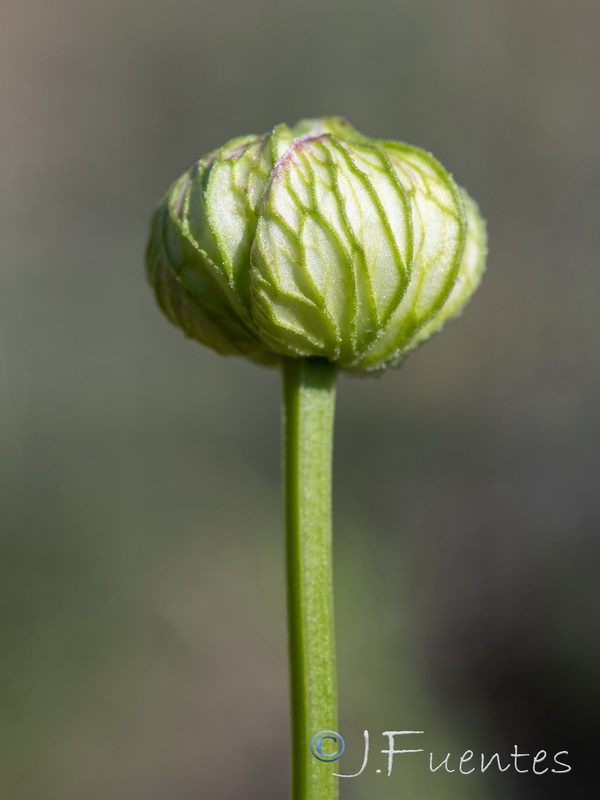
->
xmin=1 ymin=0 xmax=599 ymax=798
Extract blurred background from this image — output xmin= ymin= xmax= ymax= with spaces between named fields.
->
xmin=2 ymin=0 xmax=599 ymax=797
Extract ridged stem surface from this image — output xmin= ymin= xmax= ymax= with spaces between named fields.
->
xmin=283 ymin=357 xmax=338 ymax=800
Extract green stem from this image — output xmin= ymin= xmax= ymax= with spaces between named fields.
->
xmin=283 ymin=356 xmax=339 ymax=800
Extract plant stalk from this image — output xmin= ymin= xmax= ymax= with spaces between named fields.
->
xmin=283 ymin=356 xmax=338 ymax=800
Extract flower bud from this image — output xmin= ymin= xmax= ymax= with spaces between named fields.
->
xmin=146 ymin=117 xmax=486 ymax=372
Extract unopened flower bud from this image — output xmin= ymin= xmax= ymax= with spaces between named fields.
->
xmin=146 ymin=117 xmax=486 ymax=372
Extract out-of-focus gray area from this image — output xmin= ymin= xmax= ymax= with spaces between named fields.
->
xmin=1 ymin=0 xmax=599 ymax=798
